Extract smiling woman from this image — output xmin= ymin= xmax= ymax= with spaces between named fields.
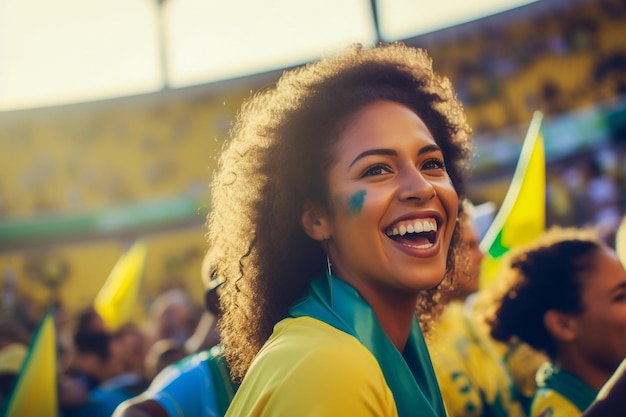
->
xmin=205 ymin=42 xmax=472 ymax=416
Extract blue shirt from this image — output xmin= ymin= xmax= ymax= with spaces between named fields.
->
xmin=147 ymin=350 xmax=220 ymax=417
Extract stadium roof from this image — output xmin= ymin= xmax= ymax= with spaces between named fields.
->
xmin=0 ymin=0 xmax=537 ymax=111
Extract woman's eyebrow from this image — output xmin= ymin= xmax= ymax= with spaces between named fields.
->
xmin=349 ymin=144 xmax=443 ymax=168
xmin=418 ymin=144 xmax=442 ymax=156
xmin=349 ymin=149 xmax=397 ymax=168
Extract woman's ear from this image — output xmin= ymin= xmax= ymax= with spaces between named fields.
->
xmin=544 ymin=309 xmax=577 ymax=342
xmin=301 ymin=200 xmax=331 ymax=241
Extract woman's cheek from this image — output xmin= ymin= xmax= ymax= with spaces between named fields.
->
xmin=348 ymin=190 xmax=367 ymax=216
xmin=333 ymin=190 xmax=368 ymax=217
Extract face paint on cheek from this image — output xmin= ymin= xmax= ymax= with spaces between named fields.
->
xmin=347 ymin=190 xmax=366 ymax=216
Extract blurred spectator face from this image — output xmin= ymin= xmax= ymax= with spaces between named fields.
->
xmin=76 ymin=308 xmax=106 ymax=334
xmin=161 ymin=305 xmax=188 ymax=334
xmin=88 ymin=314 xmax=105 ymax=333
xmin=116 ymin=325 xmax=147 ymax=375
xmin=454 ymin=220 xmax=484 ymax=298
xmin=104 ymin=336 xmax=127 ymax=380
xmin=150 ymin=289 xmax=195 ymax=343
xmin=73 ymin=330 xmax=125 ymax=383
xmin=573 ymin=246 xmax=626 ymax=374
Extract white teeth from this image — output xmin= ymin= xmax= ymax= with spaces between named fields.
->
xmin=386 ymin=219 xmax=438 ymax=237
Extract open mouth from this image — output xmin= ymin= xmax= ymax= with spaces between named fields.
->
xmin=385 ymin=218 xmax=438 ymax=248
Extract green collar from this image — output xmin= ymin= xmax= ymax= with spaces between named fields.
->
xmin=290 ymin=275 xmax=447 ymax=417
xmin=537 ymin=363 xmax=597 ymax=412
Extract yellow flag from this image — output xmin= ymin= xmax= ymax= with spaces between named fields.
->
xmin=2 ymin=312 xmax=58 ymax=417
xmin=479 ymin=111 xmax=546 ymax=288
xmin=95 ymin=240 xmax=147 ymax=331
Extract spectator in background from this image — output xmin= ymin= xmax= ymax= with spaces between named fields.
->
xmin=577 ymin=213 xmax=626 ymax=416
xmin=74 ymin=307 xmax=106 ymax=334
xmin=141 ymin=257 xmax=225 ymax=380
xmin=146 ymin=289 xmax=198 ymax=348
xmin=114 ymin=323 xmax=149 ymax=386
xmin=584 ymin=156 xmax=621 ymax=242
xmin=470 ymin=298 xmax=548 ymax=415
xmin=183 ymin=261 xmax=224 ymax=354
xmin=113 ymin=272 xmax=237 ymax=417
xmin=488 ymin=226 xmax=626 ymax=416
xmin=56 ymin=307 xmax=107 ymax=410
xmin=428 ymin=205 xmax=526 ymax=417
xmin=143 ymin=338 xmax=187 ymax=382
xmin=66 ymin=331 xmax=121 ymax=394
xmin=62 ymin=330 xmax=139 ymax=417
xmin=0 ymin=319 xmax=27 ymax=404
xmin=562 ymin=164 xmax=591 ymax=227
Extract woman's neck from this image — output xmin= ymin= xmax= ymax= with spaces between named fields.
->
xmin=357 ymin=284 xmax=418 ymax=352
xmin=556 ymin=352 xmax=614 ymax=392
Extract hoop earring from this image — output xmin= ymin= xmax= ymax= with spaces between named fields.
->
xmin=324 ymin=238 xmax=334 ymax=307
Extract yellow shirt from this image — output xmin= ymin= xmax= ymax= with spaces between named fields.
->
xmin=468 ymin=289 xmax=548 ymax=406
xmin=225 ymin=316 xmax=398 ymax=417
xmin=531 ymin=388 xmax=581 ymax=417
xmin=428 ymin=302 xmax=525 ymax=417
xmin=499 ymin=340 xmax=548 ymax=403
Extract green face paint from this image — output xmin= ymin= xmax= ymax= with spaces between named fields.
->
xmin=348 ymin=190 xmax=366 ymax=215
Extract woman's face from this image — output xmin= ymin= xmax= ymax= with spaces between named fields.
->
xmin=322 ymin=100 xmax=458 ymax=299
xmin=573 ymin=246 xmax=626 ymax=373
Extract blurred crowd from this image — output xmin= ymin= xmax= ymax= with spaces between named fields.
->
xmin=425 ymin=0 xmax=626 ymax=132
xmin=0 ymin=285 xmax=218 ymax=416
xmin=546 ymin=144 xmax=626 ymax=246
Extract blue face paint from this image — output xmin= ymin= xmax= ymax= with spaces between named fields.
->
xmin=348 ymin=190 xmax=366 ymax=215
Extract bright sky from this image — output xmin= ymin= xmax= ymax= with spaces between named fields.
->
xmin=0 ymin=0 xmax=535 ymax=111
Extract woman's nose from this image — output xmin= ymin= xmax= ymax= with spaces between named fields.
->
xmin=397 ymin=168 xmax=436 ymax=202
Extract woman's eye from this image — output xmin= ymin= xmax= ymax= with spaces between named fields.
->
xmin=422 ymin=158 xmax=445 ymax=170
xmin=362 ymin=164 xmax=391 ymax=177
xmin=613 ymin=292 xmax=626 ymax=302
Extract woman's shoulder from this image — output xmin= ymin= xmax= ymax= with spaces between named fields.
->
xmin=243 ymin=316 xmax=388 ymax=384
xmin=226 ymin=317 xmax=397 ymax=417
xmin=262 ymin=316 xmax=377 ymax=364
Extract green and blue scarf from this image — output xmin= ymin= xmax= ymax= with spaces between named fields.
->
xmin=290 ymin=275 xmax=447 ymax=417
xmin=536 ymin=363 xmax=597 ymax=412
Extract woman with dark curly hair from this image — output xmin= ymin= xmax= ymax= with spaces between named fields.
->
xmin=488 ymin=226 xmax=626 ymax=417
xmin=205 ymin=42 xmax=472 ymax=416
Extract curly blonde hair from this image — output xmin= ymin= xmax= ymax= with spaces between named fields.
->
xmin=205 ymin=43 xmax=472 ymax=382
